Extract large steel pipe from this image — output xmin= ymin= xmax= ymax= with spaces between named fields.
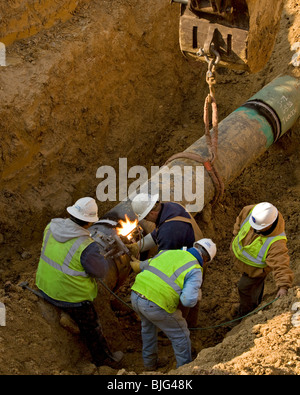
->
xmin=90 ymin=74 xmax=300 ymax=289
xmin=102 ymin=74 xmax=300 ymax=219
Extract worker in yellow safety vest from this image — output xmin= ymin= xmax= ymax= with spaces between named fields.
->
xmin=129 ymin=193 xmax=205 ymax=328
xmin=130 ymin=238 xmax=217 ymax=370
xmin=36 ymin=197 xmax=123 ymax=366
xmin=231 ymin=202 xmax=294 ymax=316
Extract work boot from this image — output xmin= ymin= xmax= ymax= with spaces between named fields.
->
xmin=91 ymin=350 xmax=124 ymax=367
xmin=144 ymin=356 xmax=169 ymax=371
xmin=108 ymin=350 xmax=124 ymax=363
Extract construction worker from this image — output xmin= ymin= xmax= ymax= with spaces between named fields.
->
xmin=129 ymin=193 xmax=206 ymax=328
xmin=231 ymin=202 xmax=294 ymax=316
xmin=35 ymin=197 xmax=123 ymax=367
xmin=130 ymin=238 xmax=217 ymax=370
xmin=128 ymin=193 xmax=203 ymax=256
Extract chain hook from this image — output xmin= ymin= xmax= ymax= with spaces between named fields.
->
xmin=197 ymin=45 xmax=220 ymax=68
xmin=197 ymin=44 xmax=220 ymax=98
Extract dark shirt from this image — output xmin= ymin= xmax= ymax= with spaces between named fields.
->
xmin=81 ymin=242 xmax=110 ymax=278
xmin=151 ymin=202 xmax=195 ymax=250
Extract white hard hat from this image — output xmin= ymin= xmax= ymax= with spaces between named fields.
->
xmin=249 ymin=202 xmax=278 ymax=231
xmin=67 ymin=197 xmax=99 ymax=222
xmin=131 ymin=193 xmax=159 ymax=221
xmin=194 ymin=238 xmax=217 ymax=262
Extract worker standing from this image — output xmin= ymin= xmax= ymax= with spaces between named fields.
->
xmin=129 ymin=193 xmax=203 ymax=254
xmin=231 ymin=202 xmax=294 ymax=316
xmin=35 ymin=197 xmax=123 ymax=367
xmin=130 ymin=238 xmax=216 ymax=370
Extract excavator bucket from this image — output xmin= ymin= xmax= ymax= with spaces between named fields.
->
xmin=176 ymin=0 xmax=284 ymax=73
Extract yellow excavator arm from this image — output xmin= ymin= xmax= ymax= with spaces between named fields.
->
xmin=172 ymin=0 xmax=284 ymax=73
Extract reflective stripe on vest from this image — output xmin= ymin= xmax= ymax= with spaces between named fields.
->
xmin=40 ymin=228 xmax=89 ymax=277
xmin=146 ymin=255 xmax=199 ymax=295
xmin=233 ymin=211 xmax=287 ymax=268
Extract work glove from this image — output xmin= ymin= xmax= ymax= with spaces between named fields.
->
xmin=127 ymin=242 xmax=140 ymax=258
xmin=130 ymin=257 xmax=141 ymax=273
xmin=276 ymin=287 xmax=288 ymax=298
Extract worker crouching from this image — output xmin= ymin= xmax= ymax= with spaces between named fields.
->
xmin=231 ymin=202 xmax=294 ymax=316
xmin=130 ymin=238 xmax=216 ymax=370
xmin=35 ymin=197 xmax=123 ymax=367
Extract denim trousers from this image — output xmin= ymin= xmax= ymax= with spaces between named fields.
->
xmin=131 ymin=291 xmax=192 ymax=368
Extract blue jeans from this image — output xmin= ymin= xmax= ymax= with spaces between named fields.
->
xmin=131 ymin=291 xmax=192 ymax=368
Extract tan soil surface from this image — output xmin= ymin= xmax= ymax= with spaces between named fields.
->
xmin=0 ymin=0 xmax=299 ymax=375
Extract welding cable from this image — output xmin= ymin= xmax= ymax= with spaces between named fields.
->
xmin=189 ymin=297 xmax=280 ymax=330
xmin=98 ymin=275 xmax=280 ymax=331
xmin=97 ymin=277 xmax=134 ymax=311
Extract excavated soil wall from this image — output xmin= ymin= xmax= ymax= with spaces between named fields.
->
xmin=0 ymin=0 xmax=299 ymax=375
xmin=0 ymin=0 xmax=79 ymax=45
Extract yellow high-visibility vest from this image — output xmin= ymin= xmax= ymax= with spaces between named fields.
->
xmin=232 ymin=210 xmax=287 ymax=268
xmin=132 ymin=249 xmax=202 ymax=313
xmin=36 ymin=224 xmax=97 ymax=303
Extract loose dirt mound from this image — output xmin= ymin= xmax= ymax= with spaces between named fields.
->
xmin=0 ymin=0 xmax=299 ymax=375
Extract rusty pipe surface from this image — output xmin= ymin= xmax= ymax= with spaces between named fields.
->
xmin=90 ymin=74 xmax=300 ymax=290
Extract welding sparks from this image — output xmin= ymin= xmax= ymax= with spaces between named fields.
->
xmin=116 ymin=215 xmax=138 ymax=240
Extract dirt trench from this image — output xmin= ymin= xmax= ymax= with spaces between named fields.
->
xmin=0 ymin=0 xmax=299 ymax=375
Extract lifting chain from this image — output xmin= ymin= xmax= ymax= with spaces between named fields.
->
xmin=164 ymin=46 xmax=224 ymax=206
xmin=199 ymin=46 xmax=224 ymax=204
xmin=198 ymin=45 xmax=220 ymax=164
